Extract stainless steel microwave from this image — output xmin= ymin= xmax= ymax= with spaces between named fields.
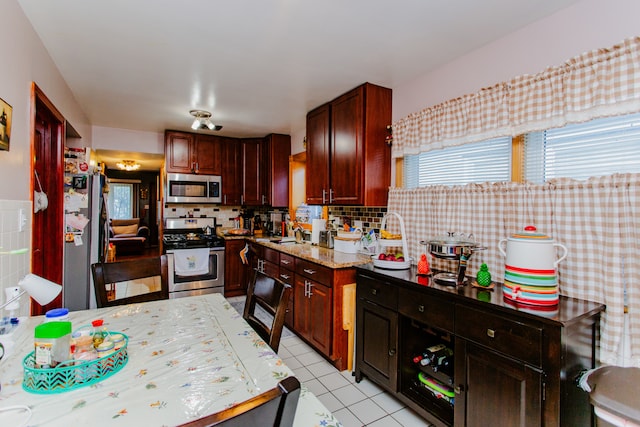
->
xmin=165 ymin=173 xmax=221 ymax=204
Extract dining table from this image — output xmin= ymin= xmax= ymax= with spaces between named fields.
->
xmin=0 ymin=293 xmax=342 ymax=427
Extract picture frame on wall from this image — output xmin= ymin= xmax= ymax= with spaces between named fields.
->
xmin=0 ymin=97 xmax=12 ymax=151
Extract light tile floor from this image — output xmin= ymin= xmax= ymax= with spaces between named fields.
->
xmin=228 ymin=296 xmax=432 ymax=427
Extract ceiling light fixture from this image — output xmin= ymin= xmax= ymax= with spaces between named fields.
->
xmin=190 ymin=109 xmax=223 ymax=131
xmin=116 ymin=160 xmax=141 ymax=171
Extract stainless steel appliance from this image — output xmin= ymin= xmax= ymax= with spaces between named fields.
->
xmin=165 ymin=173 xmax=221 ymax=204
xmin=163 ymin=217 xmax=225 ymax=298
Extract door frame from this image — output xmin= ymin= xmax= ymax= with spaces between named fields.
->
xmin=30 ymin=83 xmax=65 ymax=315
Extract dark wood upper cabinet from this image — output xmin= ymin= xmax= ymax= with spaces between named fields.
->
xmin=165 ymin=130 xmax=222 ymax=175
xmin=164 ymin=131 xmax=290 ymax=207
xmin=262 ymin=133 xmax=291 ymax=207
xmin=221 ymin=137 xmax=242 ymax=205
xmin=306 ymin=82 xmax=392 ymax=206
xmin=306 ymin=104 xmax=330 ymax=205
xmin=241 ymin=138 xmax=263 ymax=206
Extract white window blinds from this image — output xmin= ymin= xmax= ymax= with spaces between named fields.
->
xmin=524 ymin=112 xmax=640 ymax=183
xmin=403 ymin=136 xmax=511 ymax=187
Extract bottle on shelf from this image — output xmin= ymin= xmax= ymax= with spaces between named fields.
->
xmin=413 ymin=343 xmax=449 ymax=366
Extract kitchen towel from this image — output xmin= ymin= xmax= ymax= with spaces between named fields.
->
xmin=173 ymin=248 xmax=210 ymax=276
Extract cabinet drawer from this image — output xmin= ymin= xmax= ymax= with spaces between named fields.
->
xmin=280 ymin=253 xmax=295 ymax=270
xmin=278 ymin=268 xmax=294 ymax=286
xmin=262 ymin=260 xmax=279 ymax=279
xmin=296 ymin=259 xmax=332 ymax=286
xmin=263 ymin=247 xmax=279 ymax=264
xmin=357 ymin=275 xmax=398 ymax=310
xmin=398 ymin=288 xmax=454 ymax=332
xmin=456 ymin=306 xmax=542 ymax=366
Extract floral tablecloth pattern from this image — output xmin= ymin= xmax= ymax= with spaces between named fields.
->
xmin=0 ymin=294 xmax=341 ymax=427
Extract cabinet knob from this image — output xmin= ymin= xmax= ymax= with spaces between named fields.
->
xmin=487 ymin=328 xmax=495 ymax=338
xmin=454 ymin=385 xmax=464 ymax=394
xmin=303 ymin=268 xmax=316 ymax=275
xmin=371 ymin=289 xmax=378 ymax=295
xmin=281 ymin=260 xmax=290 ymax=265
xmin=280 ymin=274 xmax=290 ymax=280
xmin=418 ymin=304 xmax=425 ymax=313
xmin=388 ymin=348 xmax=396 ymax=356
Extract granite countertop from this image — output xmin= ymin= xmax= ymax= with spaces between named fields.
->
xmin=218 ymin=228 xmax=372 ymax=269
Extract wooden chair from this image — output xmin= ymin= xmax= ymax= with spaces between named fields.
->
xmin=178 ymin=376 xmax=300 ymax=427
xmin=91 ymin=255 xmax=169 ymax=308
xmin=243 ymin=269 xmax=292 ymax=353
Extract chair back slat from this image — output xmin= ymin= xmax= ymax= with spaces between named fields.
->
xmin=91 ymin=255 xmax=169 ymax=307
xmin=178 ymin=376 xmax=300 ymax=427
xmin=243 ymin=269 xmax=291 ymax=353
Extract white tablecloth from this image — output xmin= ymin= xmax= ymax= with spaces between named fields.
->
xmin=0 ymin=294 xmax=341 ymax=427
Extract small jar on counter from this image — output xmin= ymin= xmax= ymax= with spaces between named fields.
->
xmin=34 ymin=321 xmax=72 ymax=369
xmin=110 ymin=333 xmax=125 ymax=351
xmin=44 ymin=308 xmax=69 ymax=322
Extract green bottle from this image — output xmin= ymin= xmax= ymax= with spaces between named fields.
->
xmin=476 ymin=263 xmax=492 ymax=287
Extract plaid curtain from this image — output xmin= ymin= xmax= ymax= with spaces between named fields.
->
xmin=387 ymin=173 xmax=640 ymax=366
xmin=392 ymin=37 xmax=640 ymax=158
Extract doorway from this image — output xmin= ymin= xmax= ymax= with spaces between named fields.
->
xmin=31 ymin=83 xmax=64 ymax=315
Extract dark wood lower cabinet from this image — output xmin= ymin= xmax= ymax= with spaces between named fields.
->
xmin=355 ymin=267 xmax=604 ymax=427
xmin=294 ymin=275 xmax=332 ymax=356
xmin=455 ymin=339 xmax=542 ymax=427
xmin=224 ymin=239 xmax=246 ymax=297
xmin=355 ymin=299 xmax=398 ymax=391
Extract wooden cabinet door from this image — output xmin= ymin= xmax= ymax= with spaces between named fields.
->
xmin=194 ymin=134 xmax=222 ymax=175
xmin=330 ymin=86 xmax=363 ymax=205
xmin=165 ymin=131 xmax=195 ymax=173
xmin=293 ymin=275 xmax=332 ymax=355
xmin=356 ymin=298 xmax=398 ymax=391
xmin=308 ymin=279 xmax=332 ymax=356
xmin=279 ymin=267 xmax=295 ymax=329
xmin=221 ymin=138 xmax=242 ymax=205
xmin=305 ymin=104 xmax=330 ymax=205
xmin=263 ymin=134 xmax=291 ymax=207
xmin=242 ymin=138 xmax=262 ymax=205
xmin=455 ymin=339 xmax=542 ymax=427
xmin=224 ymin=239 xmax=247 ymax=296
xmin=293 ymin=275 xmax=310 ymax=336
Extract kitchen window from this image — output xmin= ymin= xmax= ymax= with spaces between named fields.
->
xmin=524 ymin=111 xmax=640 ymax=183
xmin=403 ymin=136 xmax=511 ymax=188
xmin=108 ymin=179 xmax=140 ymax=219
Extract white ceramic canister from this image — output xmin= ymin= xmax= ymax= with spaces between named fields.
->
xmin=498 ymin=226 xmax=568 ymax=287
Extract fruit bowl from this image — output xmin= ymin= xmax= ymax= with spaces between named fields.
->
xmin=373 ymin=256 xmax=412 ymax=270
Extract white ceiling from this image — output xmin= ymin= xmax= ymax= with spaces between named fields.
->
xmin=19 ymin=1 xmax=580 ymax=150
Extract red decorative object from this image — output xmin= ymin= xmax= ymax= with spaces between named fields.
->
xmin=417 ymin=253 xmax=430 ymax=275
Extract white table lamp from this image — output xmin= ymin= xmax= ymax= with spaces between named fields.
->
xmin=0 ymin=274 xmax=62 ymax=313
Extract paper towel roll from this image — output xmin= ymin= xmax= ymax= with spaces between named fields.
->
xmin=311 ymin=219 xmax=326 ymax=245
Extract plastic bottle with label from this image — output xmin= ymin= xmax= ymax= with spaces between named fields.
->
xmin=34 ymin=321 xmax=72 ymax=368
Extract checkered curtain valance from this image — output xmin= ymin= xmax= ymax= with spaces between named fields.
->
xmin=392 ymin=37 xmax=640 ymax=158
xmin=387 ymin=173 xmax=640 ymax=366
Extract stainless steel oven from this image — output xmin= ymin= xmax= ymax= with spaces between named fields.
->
xmin=163 ymin=217 xmax=225 ymax=298
xmin=166 ymin=247 xmax=225 ymax=298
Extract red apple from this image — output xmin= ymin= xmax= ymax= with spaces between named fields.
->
xmin=378 ymin=253 xmax=387 ymax=260
xmin=397 ymin=256 xmax=405 ymax=262
xmin=387 ymin=254 xmax=396 ymax=261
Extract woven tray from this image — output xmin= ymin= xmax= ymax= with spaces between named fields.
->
xmin=23 ymin=332 xmax=128 ymax=394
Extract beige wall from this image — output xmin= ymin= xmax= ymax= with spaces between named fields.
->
xmin=0 ymin=0 xmax=91 ymax=202
xmin=392 ymin=0 xmax=640 ymax=123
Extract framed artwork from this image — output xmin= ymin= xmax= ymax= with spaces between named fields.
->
xmin=0 ymin=97 xmax=12 ymax=151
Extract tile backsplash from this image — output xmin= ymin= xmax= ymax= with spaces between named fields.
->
xmin=327 ymin=206 xmax=388 ymax=232
xmin=0 ymin=200 xmax=32 ymax=318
